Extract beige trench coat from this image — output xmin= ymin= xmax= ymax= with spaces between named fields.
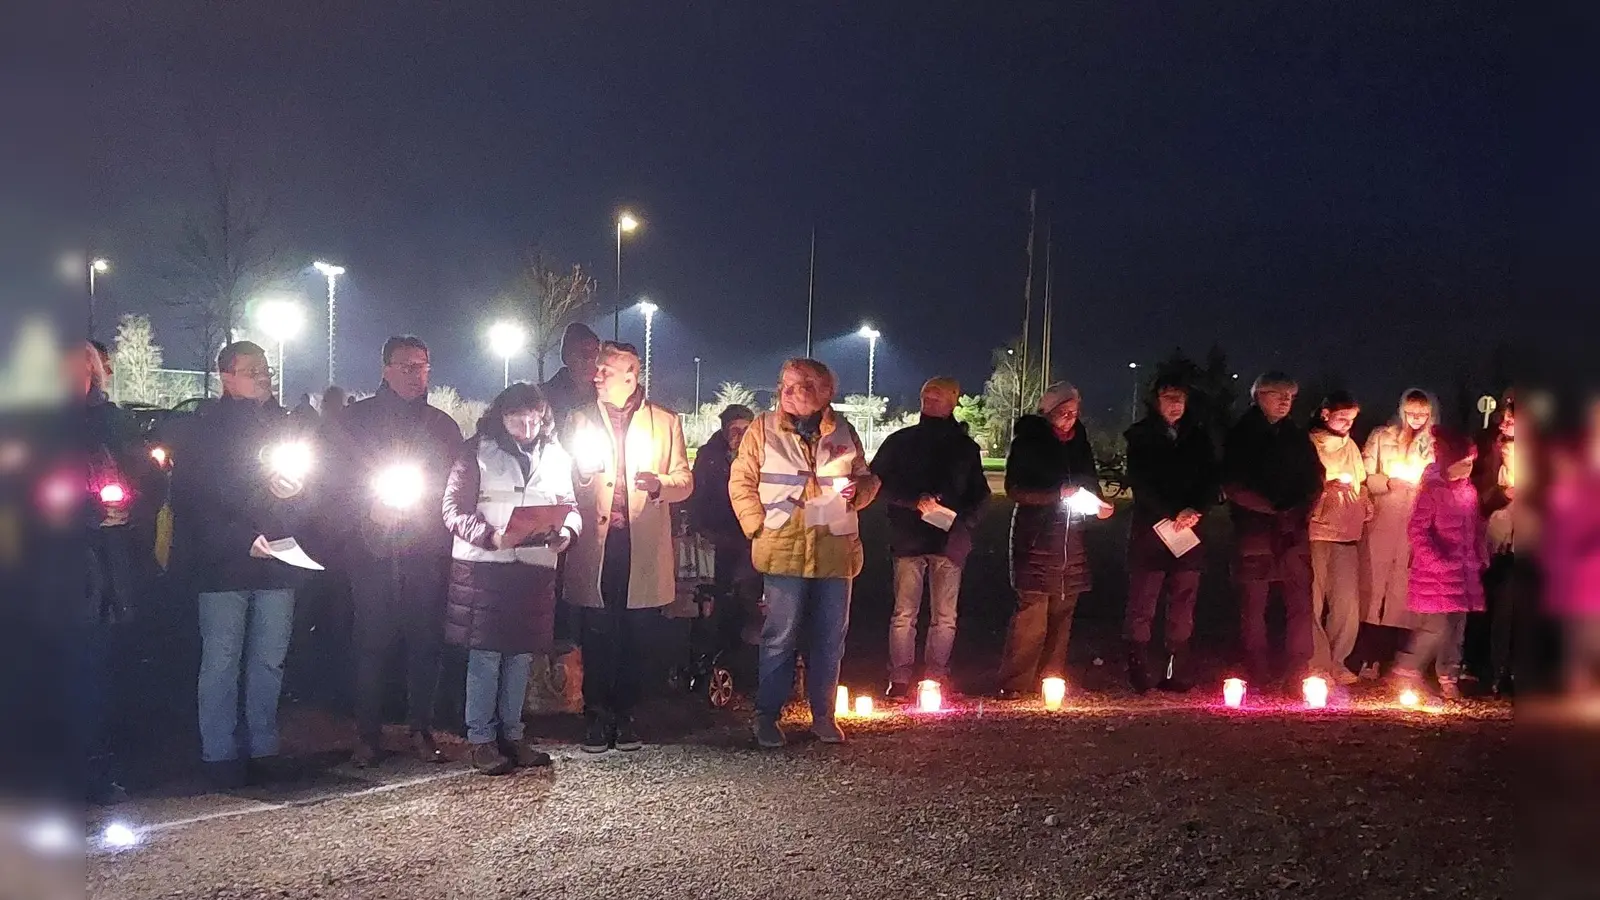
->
xmin=1360 ymin=422 xmax=1434 ymax=628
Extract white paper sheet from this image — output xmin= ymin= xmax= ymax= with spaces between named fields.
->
xmin=921 ymin=503 xmax=958 ymax=532
xmin=267 ymin=537 xmax=325 ymax=571
xmin=1063 ymin=489 xmax=1110 ymax=517
xmin=1153 ymin=519 xmax=1201 ymax=558
xmin=805 ymin=490 xmax=849 ymax=530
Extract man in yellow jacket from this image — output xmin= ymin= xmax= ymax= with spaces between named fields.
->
xmin=730 ymin=358 xmax=879 ymax=748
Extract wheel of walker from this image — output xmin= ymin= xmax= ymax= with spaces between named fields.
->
xmin=709 ymin=668 xmax=735 ymax=708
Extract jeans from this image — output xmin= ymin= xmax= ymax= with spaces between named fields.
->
xmin=997 ymin=586 xmax=1082 ymax=693
xmin=352 ymin=555 xmax=446 ymax=745
xmin=888 ymin=555 xmax=962 ymax=683
xmin=1310 ymin=541 xmax=1362 ymax=676
xmin=464 ymin=650 xmax=533 ymax=745
xmin=581 ymin=529 xmax=658 ymax=717
xmin=1395 ymin=612 xmax=1467 ymax=682
xmin=197 ymin=589 xmax=296 ymax=763
xmin=756 ymin=576 xmax=852 ymax=721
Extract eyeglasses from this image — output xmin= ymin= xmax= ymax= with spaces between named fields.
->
xmin=389 ymin=363 xmax=432 ymax=376
xmin=228 ymin=366 xmax=275 ymax=380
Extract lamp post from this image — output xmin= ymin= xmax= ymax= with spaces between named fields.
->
xmin=858 ymin=324 xmax=881 ymax=449
xmin=313 ymin=261 xmax=345 ymax=388
xmin=614 ymin=212 xmax=640 ymax=339
xmin=638 ymin=300 xmax=658 ymax=398
xmin=693 ymin=355 xmax=703 ymax=436
xmin=488 ymin=321 xmax=526 ymax=389
xmin=88 ymin=257 xmax=109 ymax=339
xmin=255 ymin=298 xmax=305 ymax=406
xmin=1128 ymin=362 xmax=1140 ymax=422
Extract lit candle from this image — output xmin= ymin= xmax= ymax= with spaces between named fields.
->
xmin=854 ymin=695 xmax=873 ymax=717
xmin=1336 ymin=473 xmax=1354 ymax=485
xmin=1223 ymin=678 xmax=1247 ymax=708
xmin=917 ymin=680 xmax=942 ymax=713
xmin=1041 ymin=677 xmax=1067 ymax=711
xmin=1398 ymin=689 xmax=1421 ymax=709
xmin=835 ymin=685 xmax=851 ymax=718
xmin=1302 ymin=676 xmax=1328 ymax=709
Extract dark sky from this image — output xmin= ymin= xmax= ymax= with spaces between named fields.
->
xmin=59 ymin=2 xmax=1512 ymax=424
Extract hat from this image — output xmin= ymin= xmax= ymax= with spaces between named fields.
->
xmin=1037 ymin=382 xmax=1080 ymax=415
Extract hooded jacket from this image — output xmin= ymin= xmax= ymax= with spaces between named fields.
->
xmin=1406 ymin=465 xmax=1488 ymax=614
xmin=1006 ymin=414 xmax=1099 ymax=594
xmin=689 ymin=429 xmax=744 ymax=545
xmin=1308 ymin=425 xmax=1373 ymax=543
xmin=869 ymin=415 xmax=990 ymax=564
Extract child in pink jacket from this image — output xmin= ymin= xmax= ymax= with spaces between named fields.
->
xmin=1392 ymin=429 xmax=1488 ymax=700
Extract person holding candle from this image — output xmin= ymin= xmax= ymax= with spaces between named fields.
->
xmin=1352 ymin=390 xmax=1436 ymax=677
xmin=1392 ymin=428 xmax=1486 ymax=701
xmin=1473 ymin=394 xmax=1524 ymax=696
xmin=1222 ymin=372 xmax=1324 ymax=693
xmin=993 ymin=382 xmax=1113 ymax=700
xmin=730 ymin=358 xmax=880 ymax=748
xmin=1307 ymin=391 xmax=1374 ymax=686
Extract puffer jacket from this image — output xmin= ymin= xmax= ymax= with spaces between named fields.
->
xmin=1309 ymin=426 xmax=1373 ymax=543
xmin=1406 ymin=466 xmax=1488 ymax=614
xmin=729 ymin=407 xmax=880 ymax=579
xmin=1006 ymin=414 xmax=1100 ymax=595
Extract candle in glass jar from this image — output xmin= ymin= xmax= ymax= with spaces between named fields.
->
xmin=854 ymin=695 xmax=874 ymax=717
xmin=1223 ymin=678 xmax=1247 ymax=708
xmin=917 ymin=680 xmax=942 ymax=712
xmin=1302 ymin=676 xmax=1329 ymax=709
xmin=836 ymin=685 xmax=851 ymax=718
xmin=1041 ymin=677 xmax=1067 ymax=711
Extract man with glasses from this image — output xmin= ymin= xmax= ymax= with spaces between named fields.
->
xmin=1222 ymin=372 xmax=1324 ymax=693
xmin=168 ymin=341 xmax=315 ymax=787
xmin=328 ymin=336 xmax=464 ymax=767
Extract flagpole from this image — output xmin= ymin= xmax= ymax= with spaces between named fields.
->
xmin=805 ymin=227 xmax=816 ymax=358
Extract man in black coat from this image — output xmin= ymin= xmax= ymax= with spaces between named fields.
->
xmin=168 ymin=341 xmax=316 ymax=787
xmin=1222 ymin=372 xmax=1324 ymax=691
xmin=869 ymin=377 xmax=990 ymax=698
xmin=1123 ymin=377 xmax=1219 ymax=693
xmin=326 ymin=336 xmax=464 ymax=767
xmin=994 ymin=382 xmax=1113 ymax=699
xmin=689 ymin=404 xmax=762 ymax=646
xmin=542 ymin=323 xmax=602 ymax=425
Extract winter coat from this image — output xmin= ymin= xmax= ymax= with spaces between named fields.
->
xmin=564 ymin=394 xmax=693 ymax=609
xmin=1473 ymin=430 xmax=1521 ymax=556
xmin=689 ymin=430 xmax=744 ymax=546
xmin=442 ymin=434 xmax=581 ymax=652
xmin=1221 ymin=407 xmax=1323 ymax=571
xmin=541 ymin=367 xmax=597 ymax=423
xmin=1544 ymin=471 xmax=1600 ymax=617
xmin=167 ymin=395 xmax=315 ymax=594
xmin=1309 ymin=427 xmax=1373 ymax=544
xmin=1006 ymin=414 xmax=1100 ymax=595
xmin=869 ymin=415 xmax=990 ymax=565
xmin=1124 ymin=415 xmax=1218 ymax=572
xmin=326 ymin=384 xmax=463 ymax=561
xmin=729 ymin=407 xmax=881 ymax=580
xmin=1360 ymin=421 xmax=1435 ymax=627
xmin=82 ymin=392 xmax=147 ymax=626
xmin=1406 ymin=467 xmax=1488 ymax=614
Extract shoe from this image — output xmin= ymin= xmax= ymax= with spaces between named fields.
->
xmin=89 ymin=779 xmax=129 ymax=806
xmin=1156 ymin=651 xmax=1193 ymax=693
xmin=351 ymin=741 xmax=380 ymax=769
xmin=1127 ymin=642 xmax=1153 ymax=694
xmin=247 ymin=756 xmax=299 ymax=786
xmin=753 ymin=716 xmax=787 ymax=749
xmin=613 ymin=717 xmax=642 ymax=752
xmin=581 ymin=714 xmax=610 ymax=754
xmin=989 ymin=687 xmax=1029 ymax=702
xmin=1492 ymin=672 xmax=1515 ymax=699
xmin=470 ymin=742 xmax=514 ymax=776
xmin=502 ymin=739 xmax=553 ymax=768
xmin=1438 ymin=679 xmax=1463 ymax=701
xmin=811 ymin=718 xmax=845 ymax=744
xmin=1334 ymin=668 xmax=1361 ymax=687
xmin=884 ymin=682 xmax=911 ymax=701
xmin=202 ymin=760 xmax=245 ymax=791
xmin=1358 ymin=662 xmax=1381 ymax=681
xmin=411 ymin=730 xmax=446 ymax=764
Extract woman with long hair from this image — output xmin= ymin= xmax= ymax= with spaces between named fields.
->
xmin=442 ymin=382 xmax=581 ymax=774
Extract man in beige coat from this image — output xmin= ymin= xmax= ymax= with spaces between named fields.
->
xmin=563 ymin=342 xmax=692 ymax=752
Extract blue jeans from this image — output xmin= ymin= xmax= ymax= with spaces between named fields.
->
xmin=197 ymin=589 xmax=296 ymax=763
xmin=889 ymin=555 xmax=962 ymax=684
xmin=464 ymin=650 xmax=533 ymax=745
xmin=756 ymin=576 xmax=852 ymax=721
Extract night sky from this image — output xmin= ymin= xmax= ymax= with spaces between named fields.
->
xmin=49 ymin=3 xmax=1514 ymax=424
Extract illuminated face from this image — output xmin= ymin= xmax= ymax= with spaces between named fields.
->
xmin=594 ymin=352 xmax=639 ymax=402
xmin=726 ymin=418 xmax=752 ymax=452
xmin=221 ymin=353 xmax=274 ymax=403
xmin=779 ymin=367 xmax=827 ymax=417
xmin=1401 ymin=400 xmax=1432 ymax=432
xmin=1321 ymin=406 xmax=1359 ymax=437
xmin=920 ymin=386 xmax=957 ymax=419
xmin=1046 ymin=397 xmax=1080 ymax=439
xmin=1156 ymin=388 xmax=1187 ymax=427
xmin=384 ymin=346 xmax=431 ymax=401
xmin=502 ymin=409 xmax=544 ymax=446
xmin=1255 ymin=385 xmax=1297 ymax=424
xmin=1500 ymin=408 xmax=1516 ymax=439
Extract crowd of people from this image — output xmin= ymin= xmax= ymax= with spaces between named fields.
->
xmin=71 ymin=321 xmax=1577 ymax=807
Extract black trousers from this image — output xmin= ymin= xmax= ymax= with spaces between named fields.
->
xmin=581 ymin=529 xmax=656 ymax=718
xmin=351 ymin=554 xmax=446 ymax=744
xmin=1234 ymin=543 xmax=1314 ymax=683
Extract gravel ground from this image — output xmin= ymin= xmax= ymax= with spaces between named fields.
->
xmin=87 ymin=689 xmax=1510 ymax=900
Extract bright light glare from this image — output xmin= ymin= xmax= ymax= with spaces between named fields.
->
xmin=150 ymin=446 xmax=168 ymax=466
xmin=1063 ymin=489 xmax=1106 ymax=516
xmin=98 ymin=483 xmax=127 ymax=505
xmin=373 ymin=464 xmax=425 ymax=509
xmin=254 ymin=298 xmax=306 ymax=342
xmin=1398 ymin=689 xmax=1421 ymax=709
xmin=1302 ymin=676 xmax=1329 ymax=709
xmin=102 ymin=821 xmax=140 ymax=849
xmin=487 ymin=321 xmax=526 ymax=359
xmin=572 ymin=427 xmax=609 ymax=475
xmin=637 ymin=300 xmax=658 ymax=315
xmin=27 ymin=817 xmax=77 ymax=853
xmin=313 ymin=260 xmax=345 ymax=277
xmin=268 ymin=442 xmax=313 ymax=480
xmin=617 ymin=212 xmax=640 ymax=232
xmin=91 ymin=258 xmax=110 ymax=273
xmin=1128 ymin=361 xmax=1138 ymax=369
xmin=857 ymin=324 xmax=880 ymax=339
xmin=1223 ymin=678 xmax=1247 ymax=708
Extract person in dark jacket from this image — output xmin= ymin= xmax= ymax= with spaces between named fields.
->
xmin=1122 ymin=377 xmax=1218 ymax=693
xmin=870 ymin=377 xmax=990 ymax=698
xmin=1473 ymin=393 xmax=1524 ymax=696
xmin=689 ymin=403 xmax=762 ymax=646
xmin=1222 ymin=372 xmax=1324 ymax=691
xmin=542 ymin=323 xmax=602 ymax=425
xmin=994 ymin=382 xmax=1113 ymax=699
xmin=443 ymin=383 xmax=581 ymax=774
xmin=326 ymin=335 xmax=464 ymax=767
xmin=168 ymin=341 xmax=316 ymax=787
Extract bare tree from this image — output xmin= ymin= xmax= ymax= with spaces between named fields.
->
xmin=507 ymin=250 xmax=598 ymax=382
xmin=111 ymin=314 xmax=164 ymax=405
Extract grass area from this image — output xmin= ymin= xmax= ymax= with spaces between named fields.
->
xmin=981 ymin=456 xmax=1006 ymax=471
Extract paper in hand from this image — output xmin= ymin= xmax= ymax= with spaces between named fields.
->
xmin=266 ymin=537 xmax=326 ymax=571
xmin=921 ymin=503 xmax=958 ymax=532
xmin=1153 ymin=519 xmax=1200 ymax=558
xmin=805 ymin=489 xmax=849 ymax=530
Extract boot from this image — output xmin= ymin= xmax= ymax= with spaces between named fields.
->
xmin=1157 ymin=647 xmax=1193 ymax=693
xmin=411 ymin=730 xmax=446 ymax=764
xmin=470 ymin=742 xmax=514 ymax=776
xmin=1127 ymin=642 xmax=1153 ymax=694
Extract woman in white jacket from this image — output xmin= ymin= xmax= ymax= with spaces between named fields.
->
xmin=443 ymin=383 xmax=582 ymax=775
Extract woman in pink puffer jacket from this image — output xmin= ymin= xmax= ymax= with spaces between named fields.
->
xmin=1392 ymin=428 xmax=1487 ymax=699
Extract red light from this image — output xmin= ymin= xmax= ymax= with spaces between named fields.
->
xmin=99 ymin=483 xmax=127 ymax=505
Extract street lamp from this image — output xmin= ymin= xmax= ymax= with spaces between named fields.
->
xmin=313 ymin=261 xmax=345 ymax=388
xmin=614 ymin=211 xmax=641 ymax=339
xmin=858 ymin=325 xmax=881 ymax=449
xmin=637 ymin=300 xmax=658 ymax=398
xmin=1128 ymin=362 xmax=1141 ymax=422
xmin=255 ymin=298 xmax=306 ymax=405
xmin=88 ymin=257 xmax=110 ymax=338
xmin=693 ymin=355 xmax=703 ymax=435
xmin=488 ymin=321 xmax=526 ymax=389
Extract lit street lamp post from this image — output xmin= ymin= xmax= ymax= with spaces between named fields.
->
xmin=858 ymin=324 xmax=881 ymax=449
xmin=693 ymin=355 xmax=703 ymax=435
xmin=1127 ymin=361 xmax=1141 ymax=422
xmin=638 ymin=300 xmax=658 ymax=398
xmin=614 ymin=212 xmax=640 ymax=340
xmin=488 ymin=321 xmax=526 ymax=389
xmin=255 ymin=298 xmax=306 ymax=406
xmin=313 ymin=261 xmax=345 ymax=388
xmin=88 ymin=257 xmax=109 ymax=339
